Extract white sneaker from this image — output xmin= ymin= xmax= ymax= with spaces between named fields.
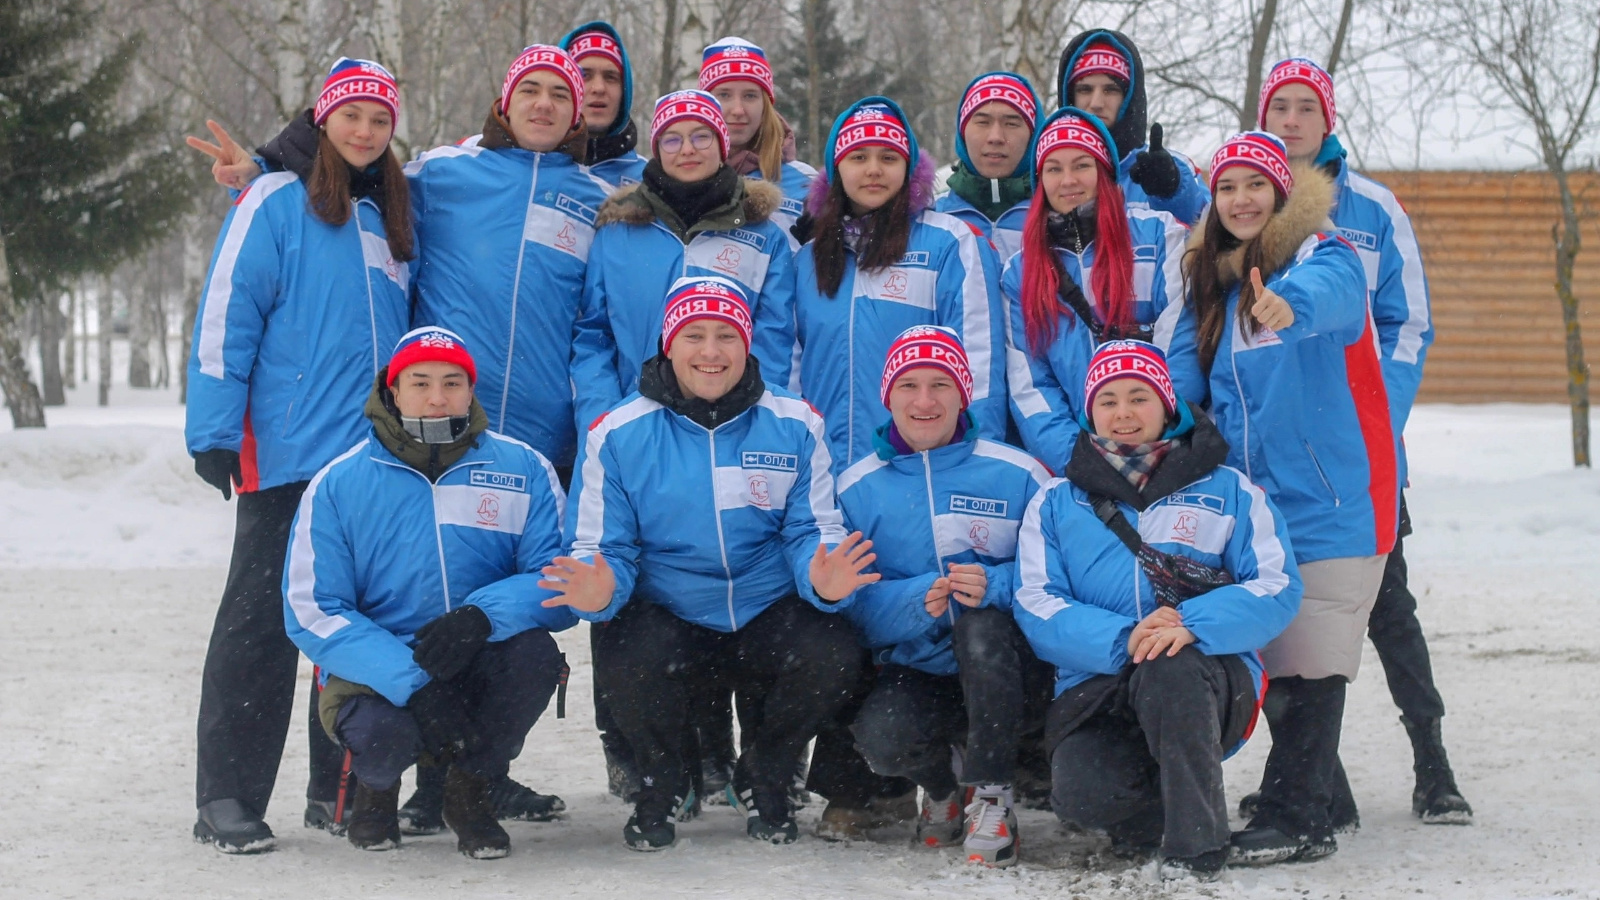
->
xmin=917 ymin=790 xmax=965 ymax=847
xmin=963 ymin=785 xmax=1018 ymax=868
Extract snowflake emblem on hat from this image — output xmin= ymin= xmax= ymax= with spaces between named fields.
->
xmin=420 ymin=333 xmax=455 ymax=349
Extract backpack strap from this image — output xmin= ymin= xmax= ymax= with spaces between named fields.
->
xmin=1089 ymin=493 xmax=1143 ymax=555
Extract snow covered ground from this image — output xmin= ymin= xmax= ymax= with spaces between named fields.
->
xmin=2 ymin=397 xmax=1597 ymax=899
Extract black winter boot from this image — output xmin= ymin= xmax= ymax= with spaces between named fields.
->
xmin=491 ymin=776 xmax=566 ymax=821
xmin=398 ymin=763 xmax=445 ymax=835
xmin=346 ymin=781 xmax=402 ymax=851
xmin=194 ymin=799 xmax=275 ymax=854
xmin=1401 ymin=715 xmax=1473 ymax=824
xmin=443 ymin=767 xmax=511 ymax=859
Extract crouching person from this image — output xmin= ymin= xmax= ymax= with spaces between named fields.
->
xmin=283 ymin=327 xmax=575 ymax=859
xmin=1013 ymin=341 xmax=1301 ymax=880
xmin=831 ymin=326 xmax=1053 ymax=866
xmin=544 ymin=278 xmax=879 ymax=851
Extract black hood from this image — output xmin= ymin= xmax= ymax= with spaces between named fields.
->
xmin=1056 ymin=28 xmax=1148 ymax=162
xmin=258 ymin=110 xmax=321 ymax=182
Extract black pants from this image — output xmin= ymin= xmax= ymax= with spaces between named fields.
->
xmin=195 ymin=482 xmax=344 ymax=814
xmin=850 ymin=607 xmax=1053 ymax=798
xmin=595 ymin=595 xmax=861 ymax=806
xmin=1050 ymin=648 xmax=1233 ymax=859
xmin=330 ymin=629 xmax=563 ymax=791
xmin=1252 ymin=674 xmax=1346 ymax=841
xmin=1369 ymin=499 xmax=1445 ymax=721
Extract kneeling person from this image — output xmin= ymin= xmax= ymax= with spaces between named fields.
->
xmin=283 ymin=327 xmax=576 ymax=859
xmin=1013 ymin=341 xmax=1301 ymax=880
xmin=546 ymin=279 xmax=879 ymax=850
xmin=836 ymin=326 xmax=1053 ymax=868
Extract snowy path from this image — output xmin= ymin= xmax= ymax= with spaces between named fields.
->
xmin=2 ymin=403 xmax=1597 ymax=898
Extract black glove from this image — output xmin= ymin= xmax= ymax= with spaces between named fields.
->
xmin=1127 ymin=123 xmax=1181 ymax=199
xmin=407 ymin=679 xmax=478 ymax=762
xmin=412 ymin=606 xmax=493 ymax=681
xmin=789 ymin=212 xmax=815 ymax=246
xmin=193 ymin=448 xmax=242 ymax=501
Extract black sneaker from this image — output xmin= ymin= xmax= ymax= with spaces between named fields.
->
xmin=623 ymin=791 xmax=687 ymax=851
xmin=1240 ymin=791 xmax=1359 ymax=835
xmin=1237 ymin=790 xmax=1261 ymax=819
xmin=491 ymin=776 xmax=567 ymax=822
xmin=734 ymin=785 xmax=798 ymax=845
xmin=1228 ymin=825 xmax=1336 ymax=866
xmin=346 ymin=782 xmax=402 ymax=851
xmin=194 ymin=799 xmax=275 ymax=854
xmin=399 ymin=768 xmax=445 ymax=836
xmin=1158 ymin=849 xmax=1227 ymax=881
xmin=303 ymin=799 xmax=347 ymax=836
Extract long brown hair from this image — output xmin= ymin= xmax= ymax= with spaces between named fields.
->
xmin=810 ymin=172 xmax=914 ymax=298
xmin=307 ymin=130 xmax=415 ymax=262
xmin=747 ymin=94 xmax=787 ymax=183
xmin=1181 ymin=191 xmax=1284 ymax=375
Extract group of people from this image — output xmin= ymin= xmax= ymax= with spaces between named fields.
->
xmin=181 ymin=20 xmax=1472 ymax=881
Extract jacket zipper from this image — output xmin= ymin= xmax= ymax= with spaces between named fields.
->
xmin=373 ymin=455 xmax=487 ymax=614
xmin=1304 ymin=440 xmax=1341 ymax=505
xmin=356 ymin=198 xmax=381 ymax=374
xmin=707 ymin=427 xmax=737 ymax=629
xmin=920 ymin=451 xmax=954 ymax=627
xmin=847 ymin=292 xmax=858 ymax=464
xmin=1228 ymin=304 xmax=1252 ymax=481
xmin=500 ymin=154 xmax=543 ymax=433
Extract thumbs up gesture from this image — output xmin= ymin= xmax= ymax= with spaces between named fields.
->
xmin=1248 ymin=267 xmax=1295 ymax=331
xmin=1128 ymin=122 xmax=1181 ymax=198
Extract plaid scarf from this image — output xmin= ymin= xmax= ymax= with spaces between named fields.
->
xmin=1087 ymin=433 xmax=1176 ymax=492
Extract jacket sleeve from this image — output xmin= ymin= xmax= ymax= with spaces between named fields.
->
xmin=1149 ymin=218 xmax=1193 ymax=351
xmin=976 ymin=470 xmax=1041 ymax=610
xmin=463 ymin=451 xmax=579 ymax=637
xmin=752 ymin=232 xmax=799 ymax=391
xmin=1163 ymin=300 xmax=1210 ymax=409
xmin=563 ymin=420 xmax=641 ymax=622
xmin=843 ymin=573 xmax=946 ymax=646
xmin=184 ymin=184 xmax=286 ymax=456
xmin=1011 ymin=485 xmax=1137 ymax=676
xmin=570 ymin=230 xmax=627 ymax=433
xmin=937 ymin=224 xmax=1007 ymax=442
xmin=1177 ymin=475 xmax=1303 ymax=656
xmin=1366 ymin=200 xmax=1433 ymax=432
xmin=282 ymin=469 xmax=431 ymax=707
xmin=781 ymin=409 xmax=852 ymax=611
xmin=1002 ymin=257 xmax=1079 ymax=474
xmin=1272 ymin=235 xmax=1370 ymax=346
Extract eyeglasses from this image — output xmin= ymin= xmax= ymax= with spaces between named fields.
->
xmin=658 ymin=131 xmax=717 ymax=154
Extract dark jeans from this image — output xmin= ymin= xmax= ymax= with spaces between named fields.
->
xmin=1369 ymin=501 xmax=1446 ymax=721
xmin=1050 ymin=648 xmax=1233 ymax=859
xmin=194 ymin=482 xmax=343 ymax=814
xmin=596 ymin=595 xmax=861 ymax=807
xmin=330 ymin=629 xmax=564 ymax=791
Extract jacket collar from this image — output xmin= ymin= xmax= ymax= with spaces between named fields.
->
xmin=637 ymin=353 xmax=766 ymax=431
xmin=1065 ymin=403 xmax=1229 ymax=510
xmin=596 ymin=176 xmax=782 ymax=238
xmin=478 ymin=99 xmax=590 ymax=164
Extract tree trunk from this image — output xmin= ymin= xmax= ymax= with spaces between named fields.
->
xmin=180 ymin=220 xmax=204 ymax=404
xmin=39 ymin=294 xmax=66 ymax=405
xmin=1325 ymin=0 xmax=1355 ymax=75
xmin=656 ymin=0 xmax=681 ymax=103
xmin=1552 ymin=175 xmax=1591 ymax=467
xmin=1241 ymin=0 xmax=1281 ymax=130
xmin=0 ymin=229 xmax=46 ymax=427
xmin=128 ymin=267 xmax=152 ymax=389
xmin=804 ymin=0 xmax=821 ymax=159
xmin=79 ymin=282 xmax=90 ymax=383
xmin=368 ymin=0 xmax=409 ymax=159
xmin=98 ymin=276 xmax=113 ymax=407
xmin=64 ymin=287 xmax=77 ymax=389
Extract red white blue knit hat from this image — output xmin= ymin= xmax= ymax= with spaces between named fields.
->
xmin=501 ymin=45 xmax=585 ymax=130
xmin=698 ymin=36 xmax=774 ymax=101
xmin=662 ymin=277 xmax=754 ymax=352
xmin=567 ymin=30 xmax=624 ymax=71
xmin=959 ymin=73 xmax=1039 ymax=133
xmin=1035 ymin=109 xmax=1114 ymax=174
xmin=833 ymin=103 xmax=912 ymax=166
xmin=650 ymin=90 xmax=729 ymax=159
xmin=313 ymin=58 xmax=399 ymax=126
xmin=387 ymin=326 xmax=476 ymax=385
xmin=1209 ymin=131 xmax=1295 ymax=197
xmin=1069 ymin=41 xmax=1132 ymax=87
xmin=1259 ymin=57 xmax=1336 ymax=137
xmin=881 ymin=326 xmax=973 ymax=409
xmin=1084 ymin=340 xmax=1176 ymax=415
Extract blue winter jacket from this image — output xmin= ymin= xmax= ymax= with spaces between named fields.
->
xmin=572 ymin=179 xmax=799 ymax=429
xmin=403 ymin=141 xmax=613 ymax=467
xmin=1166 ymin=168 xmax=1399 ymax=564
xmin=935 ymin=193 xmax=1030 ymax=264
xmin=588 ymin=152 xmax=647 ymax=189
xmin=282 ymin=428 xmax=576 ymax=707
xmin=756 ymin=160 xmax=818 ymax=251
xmin=837 ymin=426 xmax=1050 ymax=675
xmin=564 ymin=376 xmax=850 ymax=631
xmin=1003 ymin=208 xmax=1190 ymax=474
xmin=186 ymin=173 xmax=411 ymax=491
xmin=1013 ymin=465 xmax=1301 ymax=712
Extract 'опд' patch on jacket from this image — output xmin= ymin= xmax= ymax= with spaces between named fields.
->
xmin=572 ymin=176 xmax=799 ymax=429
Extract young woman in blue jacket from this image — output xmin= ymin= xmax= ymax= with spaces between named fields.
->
xmin=184 ymin=58 xmax=413 ymax=854
xmin=545 ymin=279 xmax=879 ymax=851
xmin=1165 ymin=132 xmax=1400 ymax=865
xmin=1014 ymin=340 xmax=1301 ymax=881
xmin=794 ymin=97 xmax=1007 ymax=473
xmin=1003 ymin=107 xmax=1189 ymax=474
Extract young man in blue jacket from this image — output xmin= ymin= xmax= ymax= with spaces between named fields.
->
xmin=1258 ymin=57 xmax=1469 ymax=826
xmin=933 ymin=72 xmax=1043 ymax=262
xmin=283 ymin=327 xmax=575 ymax=859
xmin=833 ymin=326 xmax=1053 ymax=867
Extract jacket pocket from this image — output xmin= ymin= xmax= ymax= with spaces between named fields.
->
xmin=1303 ymin=440 xmax=1341 ymax=506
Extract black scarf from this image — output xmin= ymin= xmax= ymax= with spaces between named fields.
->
xmin=1064 ymin=404 xmax=1229 ymax=511
xmin=637 ymin=353 xmax=765 ymax=430
xmin=642 ymin=157 xmax=741 ymax=230
xmin=588 ymin=117 xmax=639 ymax=165
xmin=1046 ymin=206 xmax=1097 ymax=254
xmin=259 ymin=109 xmax=387 ymax=211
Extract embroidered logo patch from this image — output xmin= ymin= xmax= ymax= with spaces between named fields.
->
xmin=470 ymin=471 xmax=528 ymax=492
xmin=950 ymin=494 xmax=1008 ymax=517
xmin=742 ymin=451 xmax=798 ymax=472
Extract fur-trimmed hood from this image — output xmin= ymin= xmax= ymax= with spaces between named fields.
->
xmin=1187 ymin=162 xmax=1336 ymax=286
xmin=596 ymin=176 xmax=782 ymax=229
xmin=803 ymin=150 xmax=938 ymax=220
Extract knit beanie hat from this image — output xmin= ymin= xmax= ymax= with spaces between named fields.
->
xmin=650 ymin=90 xmax=730 ymax=159
xmin=501 ymin=45 xmax=585 ymax=130
xmin=313 ymin=58 xmax=399 ymax=126
xmin=561 ymin=21 xmax=633 ymax=137
xmin=661 ymin=277 xmax=754 ymax=353
xmin=1259 ymin=57 xmax=1336 ymax=138
xmin=387 ymin=326 xmax=477 ymax=386
xmin=955 ymin=72 xmax=1041 ymax=178
xmin=1084 ymin=340 xmax=1176 ymax=416
xmin=699 ymin=36 xmax=775 ymax=101
xmin=1209 ymin=130 xmax=1295 ymax=197
xmin=1034 ymin=107 xmax=1117 ymax=175
xmin=881 ymin=325 xmax=973 ymax=409
xmin=833 ymin=102 xmax=912 ymax=168
xmin=1068 ymin=40 xmax=1132 ymax=89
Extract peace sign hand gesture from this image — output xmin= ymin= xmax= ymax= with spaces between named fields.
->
xmin=810 ymin=531 xmax=881 ymax=602
xmin=186 ymin=120 xmax=263 ymax=191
